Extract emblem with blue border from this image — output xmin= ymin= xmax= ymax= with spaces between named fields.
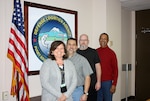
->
xmin=32 ymin=14 xmax=72 ymax=62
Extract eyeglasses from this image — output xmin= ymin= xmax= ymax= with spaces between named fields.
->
xmin=80 ymin=39 xmax=88 ymax=41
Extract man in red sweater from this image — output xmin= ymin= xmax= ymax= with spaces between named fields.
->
xmin=96 ymin=33 xmax=118 ymax=101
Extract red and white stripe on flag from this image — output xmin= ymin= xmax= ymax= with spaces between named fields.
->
xmin=7 ymin=0 xmax=30 ymax=101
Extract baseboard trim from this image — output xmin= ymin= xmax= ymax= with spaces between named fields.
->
xmin=30 ymin=96 xmax=41 ymax=101
xmin=121 ymin=96 xmax=135 ymax=101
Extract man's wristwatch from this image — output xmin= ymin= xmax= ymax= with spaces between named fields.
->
xmin=84 ymin=92 xmax=89 ymax=96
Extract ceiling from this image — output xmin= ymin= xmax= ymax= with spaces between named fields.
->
xmin=120 ymin=0 xmax=150 ymax=11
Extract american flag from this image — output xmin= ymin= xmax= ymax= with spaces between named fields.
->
xmin=7 ymin=0 xmax=29 ymax=101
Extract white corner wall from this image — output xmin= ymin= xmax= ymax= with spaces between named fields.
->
xmin=106 ymin=0 xmax=122 ymax=101
xmin=121 ymin=7 xmax=132 ymax=99
xmin=131 ymin=11 xmax=135 ymax=97
xmin=121 ymin=7 xmax=135 ymax=99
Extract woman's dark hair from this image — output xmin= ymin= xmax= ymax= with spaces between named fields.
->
xmin=48 ymin=40 xmax=68 ymax=60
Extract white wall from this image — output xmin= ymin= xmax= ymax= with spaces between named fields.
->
xmin=131 ymin=11 xmax=135 ymax=97
xmin=121 ymin=7 xmax=135 ymax=99
xmin=92 ymin=0 xmax=107 ymax=48
xmin=121 ymin=7 xmax=132 ymax=99
xmin=106 ymin=0 xmax=122 ymax=100
xmin=0 ymin=0 xmax=129 ymax=101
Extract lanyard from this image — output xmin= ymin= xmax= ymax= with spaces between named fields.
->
xmin=58 ymin=65 xmax=65 ymax=84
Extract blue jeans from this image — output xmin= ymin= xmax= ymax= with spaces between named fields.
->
xmin=97 ymin=80 xmax=112 ymax=101
xmin=72 ymin=86 xmax=83 ymax=101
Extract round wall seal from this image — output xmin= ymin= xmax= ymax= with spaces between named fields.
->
xmin=32 ymin=14 xmax=72 ymax=62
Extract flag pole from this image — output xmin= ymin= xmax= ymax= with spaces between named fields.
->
xmin=7 ymin=0 xmax=30 ymax=100
xmin=17 ymin=71 xmax=19 ymax=101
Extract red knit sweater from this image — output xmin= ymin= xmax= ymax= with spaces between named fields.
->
xmin=96 ymin=46 xmax=118 ymax=86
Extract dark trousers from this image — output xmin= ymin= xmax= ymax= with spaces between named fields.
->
xmin=87 ymin=73 xmax=97 ymax=101
xmin=87 ymin=87 xmax=97 ymax=101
